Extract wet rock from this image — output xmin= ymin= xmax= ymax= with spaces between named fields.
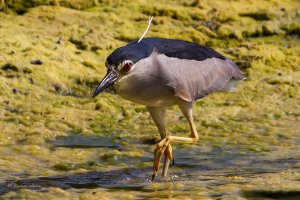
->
xmin=1 ymin=63 xmax=18 ymax=71
xmin=30 ymin=59 xmax=43 ymax=65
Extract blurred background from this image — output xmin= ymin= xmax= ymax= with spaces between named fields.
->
xmin=0 ymin=0 xmax=299 ymax=199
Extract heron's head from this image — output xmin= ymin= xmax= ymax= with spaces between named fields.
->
xmin=92 ymin=40 xmax=153 ymax=98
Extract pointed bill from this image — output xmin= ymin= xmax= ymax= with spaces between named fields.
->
xmin=92 ymin=70 xmax=117 ymax=98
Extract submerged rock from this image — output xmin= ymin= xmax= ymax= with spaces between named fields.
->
xmin=30 ymin=59 xmax=43 ymax=65
xmin=1 ymin=63 xmax=18 ymax=71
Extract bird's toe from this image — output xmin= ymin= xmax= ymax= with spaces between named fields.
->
xmin=152 ymin=138 xmax=173 ymax=180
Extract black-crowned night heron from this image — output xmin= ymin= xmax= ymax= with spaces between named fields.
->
xmin=92 ymin=18 xmax=244 ymax=180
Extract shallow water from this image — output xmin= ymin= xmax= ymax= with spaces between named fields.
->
xmin=1 ymin=126 xmax=299 ymax=199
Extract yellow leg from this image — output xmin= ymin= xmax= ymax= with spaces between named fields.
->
xmin=152 ymin=100 xmax=199 ymax=180
xmin=147 ymin=107 xmax=173 ymax=179
xmin=162 ymin=144 xmax=172 ymax=176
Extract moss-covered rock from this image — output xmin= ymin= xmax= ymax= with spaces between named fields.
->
xmin=0 ymin=0 xmax=98 ymax=14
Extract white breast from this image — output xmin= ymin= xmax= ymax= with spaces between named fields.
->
xmin=114 ymin=56 xmax=176 ymax=107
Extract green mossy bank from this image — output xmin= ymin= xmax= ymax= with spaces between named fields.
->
xmin=0 ymin=0 xmax=299 ymax=199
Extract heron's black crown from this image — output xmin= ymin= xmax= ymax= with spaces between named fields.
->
xmin=106 ymin=38 xmax=226 ymax=69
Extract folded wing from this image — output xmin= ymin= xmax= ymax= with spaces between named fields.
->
xmin=156 ymin=55 xmax=244 ymax=102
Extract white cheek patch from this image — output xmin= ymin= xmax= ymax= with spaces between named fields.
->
xmin=129 ymin=63 xmax=137 ymax=72
xmin=116 ymin=63 xmax=122 ymax=71
xmin=117 ymin=60 xmax=135 ymax=72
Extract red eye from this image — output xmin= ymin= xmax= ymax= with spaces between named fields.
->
xmin=122 ymin=62 xmax=132 ymax=73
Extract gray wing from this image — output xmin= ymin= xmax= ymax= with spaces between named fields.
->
xmin=156 ymin=54 xmax=244 ymax=102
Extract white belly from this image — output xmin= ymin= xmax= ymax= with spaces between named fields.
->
xmin=114 ymin=75 xmax=175 ymax=107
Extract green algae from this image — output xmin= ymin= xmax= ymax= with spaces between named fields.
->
xmin=0 ymin=0 xmax=98 ymax=14
xmin=0 ymin=0 xmax=300 ymax=199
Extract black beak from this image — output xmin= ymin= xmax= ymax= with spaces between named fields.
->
xmin=92 ymin=70 xmax=118 ymax=98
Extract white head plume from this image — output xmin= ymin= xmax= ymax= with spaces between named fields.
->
xmin=138 ymin=16 xmax=153 ymax=43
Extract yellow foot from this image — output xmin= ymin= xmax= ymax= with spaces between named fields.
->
xmin=152 ymin=137 xmax=173 ymax=180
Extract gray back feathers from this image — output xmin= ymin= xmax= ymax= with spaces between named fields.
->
xmin=152 ymin=52 xmax=244 ymax=102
